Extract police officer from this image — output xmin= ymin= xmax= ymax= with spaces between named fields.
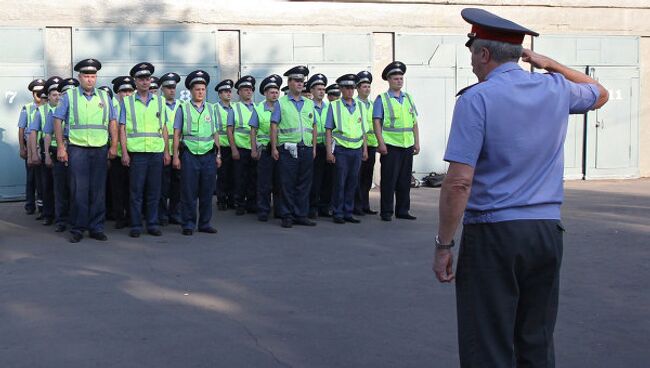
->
xmin=53 ymin=58 xmax=119 ymax=243
xmin=18 ymin=78 xmax=46 ymax=215
xmin=173 ymin=70 xmax=221 ymax=235
xmin=432 ymin=9 xmax=609 ymax=368
xmin=42 ymin=77 xmax=78 ymax=232
xmin=119 ymin=62 xmax=171 ymax=238
xmin=326 ymin=84 xmax=341 ymax=102
xmin=158 ymin=72 xmax=182 ymax=225
xmin=27 ymin=76 xmax=63 ymax=226
xmin=229 ymin=75 xmax=258 ymax=216
xmin=108 ymin=76 xmax=135 ymax=229
xmin=250 ymin=74 xmax=282 ymax=222
xmin=326 ymin=74 xmax=368 ymax=224
xmin=301 ymin=84 xmax=313 ymax=100
xmin=214 ymin=79 xmax=235 ymax=211
xmin=306 ymin=73 xmax=332 ymax=218
xmin=354 ymin=70 xmax=378 ymax=215
xmin=373 ymin=61 xmax=420 ymax=221
xmin=270 ymin=65 xmax=317 ymax=228
xmin=149 ymin=76 xmax=160 ymax=94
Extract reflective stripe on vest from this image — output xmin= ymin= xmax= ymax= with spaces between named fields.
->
xmin=214 ymin=102 xmax=230 ymax=147
xmin=67 ymin=88 xmax=109 ymax=147
xmin=124 ymin=94 xmax=165 ymax=152
xmin=357 ymin=97 xmax=377 ymax=148
xmin=166 ymin=100 xmax=180 ymax=155
xmin=233 ymin=102 xmax=253 ymax=149
xmin=314 ymin=102 xmax=328 ymax=144
xmin=182 ymin=101 xmax=216 ymax=155
xmin=254 ymin=101 xmax=273 ymax=146
xmin=332 ymin=99 xmax=364 ymax=149
xmin=277 ymin=96 xmax=315 ymax=146
xmin=380 ymin=92 xmax=416 ymax=148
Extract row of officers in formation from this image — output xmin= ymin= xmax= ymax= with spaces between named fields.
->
xmin=17 ymin=58 xmax=420 ymax=243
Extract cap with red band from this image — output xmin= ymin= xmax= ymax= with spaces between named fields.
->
xmin=461 ymin=8 xmax=538 ymax=47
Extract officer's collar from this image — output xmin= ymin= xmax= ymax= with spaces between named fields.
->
xmin=341 ymin=98 xmax=356 ymax=108
xmin=486 ymin=62 xmax=522 ymax=81
xmin=78 ymin=87 xmax=98 ymax=97
xmin=135 ymin=91 xmax=153 ymax=103
xmin=288 ymin=94 xmax=303 ymax=102
xmin=190 ymin=100 xmax=205 ymax=109
xmin=218 ymin=100 xmax=231 ymax=108
xmin=165 ymin=99 xmax=176 ymax=107
xmin=386 ymin=89 xmax=405 ymax=98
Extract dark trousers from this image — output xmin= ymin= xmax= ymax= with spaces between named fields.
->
xmin=355 ymin=146 xmax=377 ymax=212
xmin=24 ymin=160 xmax=42 ymax=212
xmin=216 ymin=146 xmax=234 ymax=207
xmin=278 ymin=145 xmax=313 ymax=219
xmin=456 ymin=220 xmax=564 ymax=368
xmin=256 ymin=147 xmax=282 ymax=217
xmin=39 ymin=156 xmax=54 ymax=220
xmin=52 ymin=154 xmax=70 ymax=226
xmin=180 ymin=149 xmax=216 ymax=230
xmin=68 ymin=145 xmax=108 ymax=234
xmin=233 ymin=147 xmax=257 ymax=211
xmin=310 ymin=144 xmax=333 ymax=214
xmin=379 ymin=145 xmax=413 ymax=217
xmin=332 ymin=147 xmax=362 ymax=219
xmin=160 ymin=162 xmax=181 ymax=223
xmin=129 ymin=152 xmax=163 ymax=232
xmin=109 ymin=157 xmax=130 ymax=224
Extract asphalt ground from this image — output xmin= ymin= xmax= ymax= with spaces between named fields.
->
xmin=1 ymin=179 xmax=648 ymax=367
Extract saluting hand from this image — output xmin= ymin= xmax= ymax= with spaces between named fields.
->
xmin=433 ymin=249 xmax=455 ymax=283
xmin=521 ymin=49 xmax=554 ymax=70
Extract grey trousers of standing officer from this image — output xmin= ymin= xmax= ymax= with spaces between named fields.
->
xmin=456 ymin=219 xmax=564 ymax=368
xmin=379 ymin=144 xmax=413 ymax=217
xmin=278 ymin=145 xmax=313 ymax=220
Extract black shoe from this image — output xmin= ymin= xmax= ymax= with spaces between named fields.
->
xmin=169 ymin=217 xmax=182 ymax=225
xmin=89 ymin=232 xmax=108 ymax=241
xmin=114 ymin=220 xmax=128 ymax=229
xmin=159 ymin=218 xmax=169 ymax=226
xmin=258 ymin=215 xmax=269 ymax=222
xmin=396 ymin=213 xmax=417 ymax=220
xmin=318 ymin=210 xmax=332 ymax=218
xmin=246 ymin=208 xmax=257 ymax=214
xmin=148 ymin=229 xmax=162 ymax=236
xmin=26 ymin=208 xmax=35 ymax=215
xmin=294 ymin=218 xmax=316 ymax=226
xmin=381 ymin=215 xmax=392 ymax=222
xmin=352 ymin=209 xmax=365 ymax=216
xmin=363 ymin=209 xmax=378 ymax=215
xmin=42 ymin=218 xmax=54 ymax=226
xmin=344 ymin=217 xmax=361 ymax=223
xmin=182 ymin=229 xmax=193 ymax=236
xmin=129 ymin=230 xmax=141 ymax=238
xmin=55 ymin=224 xmax=66 ymax=232
xmin=333 ymin=217 xmax=345 ymax=224
xmin=69 ymin=232 xmax=83 ymax=243
xmin=198 ymin=226 xmax=218 ymax=234
xmin=281 ymin=218 xmax=293 ymax=228
xmin=308 ymin=210 xmax=318 ymax=219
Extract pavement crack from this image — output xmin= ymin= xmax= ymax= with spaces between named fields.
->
xmin=233 ymin=319 xmax=293 ymax=368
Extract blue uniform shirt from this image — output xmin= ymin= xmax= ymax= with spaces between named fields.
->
xmin=43 ymin=106 xmax=68 ymax=137
xmin=173 ymin=100 xmax=207 ymax=131
xmin=118 ymin=92 xmax=155 ymax=125
xmin=28 ymin=109 xmax=44 ymax=132
xmin=444 ymin=62 xmax=600 ymax=224
xmin=53 ymin=88 xmax=117 ymax=122
xmin=372 ymin=90 xmax=418 ymax=120
xmin=18 ymin=103 xmax=37 ymax=138
xmin=270 ymin=95 xmax=317 ymax=125
xmin=217 ymin=101 xmax=235 ymax=127
xmin=325 ymin=98 xmax=357 ymax=130
xmin=233 ymin=101 xmax=258 ymax=127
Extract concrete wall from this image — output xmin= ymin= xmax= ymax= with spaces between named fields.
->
xmin=1 ymin=0 xmax=648 ymax=176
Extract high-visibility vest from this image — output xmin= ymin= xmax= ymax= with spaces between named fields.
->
xmin=331 ymin=99 xmax=365 ymax=150
xmin=214 ymin=102 xmax=230 ymax=147
xmin=165 ymin=99 xmax=180 ymax=155
xmin=123 ymin=94 xmax=165 ymax=153
xmin=379 ymin=92 xmax=416 ymax=148
xmin=37 ymin=104 xmax=56 ymax=142
xmin=277 ymin=95 xmax=315 ymax=146
xmin=66 ymin=88 xmax=110 ymax=147
xmin=22 ymin=102 xmax=38 ymax=141
xmin=181 ymin=101 xmax=216 ymax=155
xmin=232 ymin=101 xmax=254 ymax=150
xmin=357 ymin=97 xmax=377 ymax=148
xmin=253 ymin=101 xmax=273 ymax=147
xmin=313 ymin=101 xmax=329 ymax=145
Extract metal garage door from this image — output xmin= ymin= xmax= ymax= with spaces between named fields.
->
xmin=240 ymin=32 xmax=372 ymax=103
xmin=0 ymin=28 xmax=46 ymax=201
xmin=73 ymin=28 xmax=220 ymax=103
